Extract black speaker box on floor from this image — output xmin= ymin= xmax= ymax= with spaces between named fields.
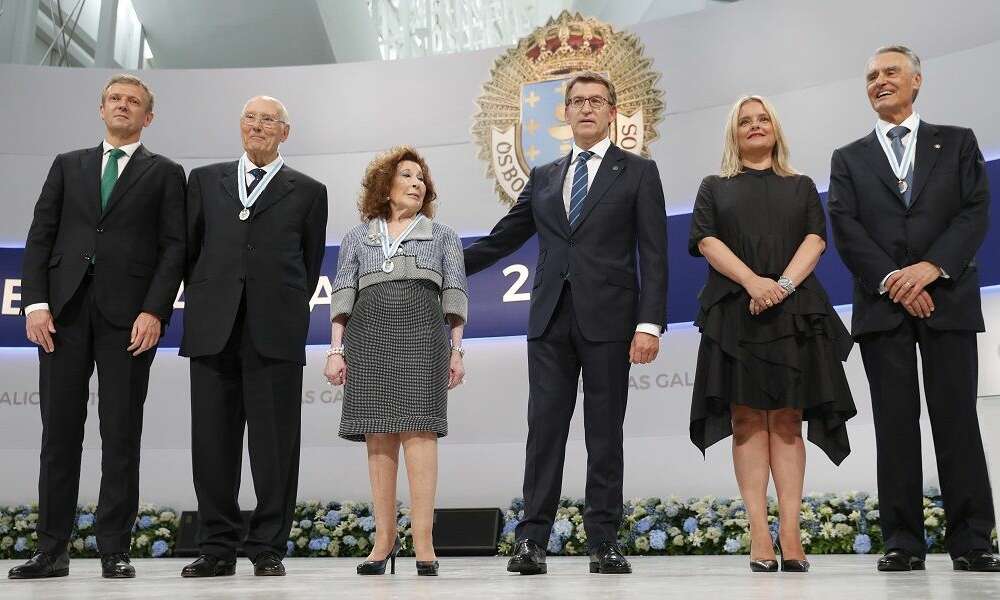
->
xmin=431 ymin=507 xmax=504 ymax=556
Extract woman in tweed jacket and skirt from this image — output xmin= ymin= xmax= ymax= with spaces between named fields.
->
xmin=324 ymin=146 xmax=468 ymax=576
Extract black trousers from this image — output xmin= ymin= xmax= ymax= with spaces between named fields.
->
xmin=515 ymin=285 xmax=631 ymax=550
xmin=36 ymin=273 xmax=155 ymax=555
xmin=860 ymin=318 xmax=995 ymax=559
xmin=189 ymin=297 xmax=303 ymax=562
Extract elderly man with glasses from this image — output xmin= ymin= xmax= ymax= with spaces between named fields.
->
xmin=179 ymin=96 xmax=327 ymax=578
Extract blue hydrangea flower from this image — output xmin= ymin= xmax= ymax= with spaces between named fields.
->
xmin=547 ymin=533 xmax=563 ymax=554
xmin=769 ymin=522 xmax=779 ymax=542
xmin=84 ymin=535 xmax=98 ymax=550
xmin=0 ymin=525 xmax=8 ymax=535
xmin=343 ymin=535 xmax=358 ymax=547
xmin=649 ymin=530 xmax=667 ymax=550
xmin=286 ymin=540 xmax=295 ymax=556
xmin=77 ymin=514 xmax=95 ymax=529
xmin=151 ymin=540 xmax=168 ymax=558
xmin=324 ymin=511 xmax=341 ymax=527
xmin=925 ymin=534 xmax=936 ymax=549
xmin=502 ymin=519 xmax=518 ymax=535
xmin=14 ymin=537 xmax=27 ymax=552
xmin=724 ymin=538 xmax=741 ymax=554
xmin=358 ymin=516 xmax=375 ymax=532
xmin=853 ymin=534 xmax=872 ymax=554
xmin=398 ymin=515 xmax=411 ymax=528
xmin=138 ymin=515 xmax=154 ymax=529
xmin=552 ymin=519 xmax=573 ymax=539
xmin=682 ymin=517 xmax=698 ymax=534
xmin=299 ymin=519 xmax=313 ymax=529
xmin=832 ymin=513 xmax=847 ymax=523
xmin=636 ymin=516 xmax=654 ymax=534
xmin=308 ymin=536 xmax=331 ymax=551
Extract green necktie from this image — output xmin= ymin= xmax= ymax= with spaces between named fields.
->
xmin=100 ymin=148 xmax=127 ymax=212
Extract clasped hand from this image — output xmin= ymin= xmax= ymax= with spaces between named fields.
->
xmin=745 ymin=276 xmax=787 ymax=316
xmin=886 ymin=261 xmax=939 ymax=319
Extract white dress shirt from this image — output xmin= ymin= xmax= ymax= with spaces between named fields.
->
xmin=561 ymin=136 xmax=661 ymax=337
xmin=242 ymin=153 xmax=282 ymax=189
xmin=873 ymin=113 xmax=948 ymax=294
xmin=25 ymin=140 xmax=142 ymax=316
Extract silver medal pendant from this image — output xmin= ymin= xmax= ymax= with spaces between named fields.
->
xmin=239 ymin=207 xmax=250 ymax=221
xmin=381 ymin=258 xmax=395 ymax=274
xmin=897 ymin=180 xmax=908 ymax=194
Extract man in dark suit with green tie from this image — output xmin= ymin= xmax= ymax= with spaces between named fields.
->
xmin=12 ymin=74 xmax=186 ymax=580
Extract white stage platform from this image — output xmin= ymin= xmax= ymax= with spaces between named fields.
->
xmin=1 ymin=555 xmax=998 ymax=599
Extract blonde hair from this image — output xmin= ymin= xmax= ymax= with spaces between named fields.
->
xmin=720 ymin=95 xmax=796 ymax=178
xmin=100 ymin=74 xmax=154 ymax=112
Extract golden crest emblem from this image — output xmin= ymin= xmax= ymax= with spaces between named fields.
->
xmin=472 ymin=11 xmax=664 ymax=205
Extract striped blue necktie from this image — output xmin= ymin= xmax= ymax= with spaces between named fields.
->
xmin=568 ymin=150 xmax=594 ymax=226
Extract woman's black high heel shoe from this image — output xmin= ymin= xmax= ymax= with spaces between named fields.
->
xmin=357 ymin=536 xmax=402 ymax=575
xmin=776 ymin=534 xmax=810 ymax=573
xmin=416 ymin=560 xmax=440 ymax=576
xmin=749 ymin=537 xmax=779 ymax=572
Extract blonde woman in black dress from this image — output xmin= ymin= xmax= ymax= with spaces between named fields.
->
xmin=689 ymin=96 xmax=856 ymax=572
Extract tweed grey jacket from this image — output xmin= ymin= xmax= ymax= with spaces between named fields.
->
xmin=330 ymin=218 xmax=469 ymax=323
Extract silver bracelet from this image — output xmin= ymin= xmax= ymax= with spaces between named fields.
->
xmin=777 ymin=276 xmax=796 ymax=294
xmin=326 ymin=346 xmax=345 ymax=357
xmin=451 ymin=345 xmax=465 ymax=358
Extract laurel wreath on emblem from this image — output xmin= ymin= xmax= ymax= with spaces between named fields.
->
xmin=472 ymin=11 xmax=664 ymax=205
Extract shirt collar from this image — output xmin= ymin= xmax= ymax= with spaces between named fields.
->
xmin=102 ymin=140 xmax=141 ymax=157
xmin=876 ymin=112 xmax=921 ymax=138
xmin=571 ymin=136 xmax=612 ymax=162
xmin=242 ymin=152 xmax=283 ymax=174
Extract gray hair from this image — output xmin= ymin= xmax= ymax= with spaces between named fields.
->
xmin=101 ymin=74 xmax=154 ymax=112
xmin=873 ymin=45 xmax=921 ymax=74
xmin=242 ymin=95 xmax=290 ymax=124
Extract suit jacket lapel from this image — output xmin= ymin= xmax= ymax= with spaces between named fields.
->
xmin=220 ymin=161 xmax=240 ymax=209
xmin=908 ymin=122 xmax=941 ymax=208
xmin=101 ymin=145 xmax=156 ymax=221
xmin=548 ymin=153 xmax=572 ymax=235
xmin=251 ymin=165 xmax=294 ymax=218
xmin=571 ymin=144 xmax=625 ymax=233
xmin=81 ymin=144 xmax=103 ymax=221
xmin=861 ymin=131 xmax=907 ymax=204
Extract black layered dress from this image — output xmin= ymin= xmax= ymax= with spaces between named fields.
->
xmin=688 ymin=168 xmax=857 ymax=464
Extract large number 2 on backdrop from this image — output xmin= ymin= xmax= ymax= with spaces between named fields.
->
xmin=502 ymin=264 xmax=531 ymax=303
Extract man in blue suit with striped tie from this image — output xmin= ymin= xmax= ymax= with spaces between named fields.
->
xmin=464 ymin=71 xmax=668 ymax=575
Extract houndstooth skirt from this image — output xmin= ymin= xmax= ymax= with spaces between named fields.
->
xmin=339 ymin=279 xmax=450 ymax=442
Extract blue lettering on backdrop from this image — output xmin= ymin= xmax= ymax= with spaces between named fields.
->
xmin=1 ymin=160 xmax=999 ymax=348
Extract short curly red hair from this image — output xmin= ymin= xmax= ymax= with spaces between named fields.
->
xmin=358 ymin=145 xmax=437 ymax=221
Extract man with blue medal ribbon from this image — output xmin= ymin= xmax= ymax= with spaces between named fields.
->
xmin=179 ymin=96 xmax=328 ymax=578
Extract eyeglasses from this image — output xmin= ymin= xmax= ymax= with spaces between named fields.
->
xmin=241 ymin=112 xmax=286 ymax=129
xmin=566 ymin=96 xmax=612 ymax=111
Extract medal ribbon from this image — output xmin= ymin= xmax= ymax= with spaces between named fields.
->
xmin=237 ymin=153 xmax=284 ymax=210
xmin=874 ymin=117 xmax=919 ymax=185
xmin=378 ymin=215 xmax=425 ymax=263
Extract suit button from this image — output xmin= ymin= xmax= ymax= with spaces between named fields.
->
xmin=239 ymin=276 xmax=245 ymax=283
xmin=560 ymin=271 xmax=567 ymax=280
xmin=82 ymin=253 xmax=91 ymax=261
xmin=247 ymin=244 xmax=254 ymax=251
xmin=569 ymin=239 xmax=576 ymax=246
xmin=96 ymin=227 xmax=104 ymax=233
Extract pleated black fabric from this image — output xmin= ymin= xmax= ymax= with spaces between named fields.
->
xmin=688 ymin=168 xmax=857 ymax=464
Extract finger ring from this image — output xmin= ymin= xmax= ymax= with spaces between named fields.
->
xmin=906 ymin=281 xmax=913 ymax=287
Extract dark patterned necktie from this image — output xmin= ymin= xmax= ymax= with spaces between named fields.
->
xmin=246 ymin=168 xmax=266 ymax=195
xmin=568 ymin=150 xmax=594 ymax=226
xmin=886 ymin=126 xmax=912 ymax=205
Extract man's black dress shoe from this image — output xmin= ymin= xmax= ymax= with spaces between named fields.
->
xmin=101 ymin=553 xmax=135 ymax=578
xmin=953 ymin=550 xmax=1000 ymax=572
xmin=253 ymin=551 xmax=286 ymax=576
xmin=180 ymin=554 xmax=237 ymax=577
xmin=589 ymin=542 xmax=632 ymax=574
xmin=507 ymin=539 xmax=547 ymax=575
xmin=7 ymin=552 xmax=69 ymax=579
xmin=877 ymin=549 xmax=925 ymax=572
